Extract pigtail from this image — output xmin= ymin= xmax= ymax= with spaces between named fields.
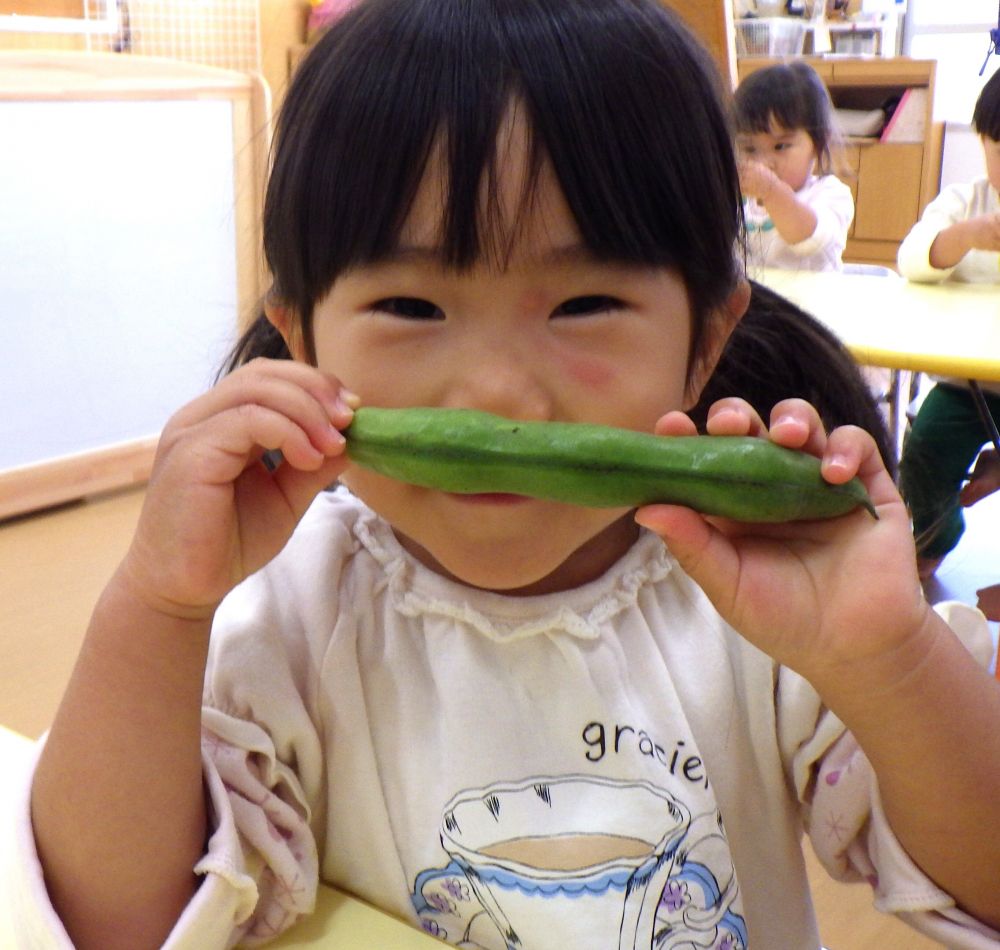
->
xmin=217 ymin=309 xmax=293 ymax=380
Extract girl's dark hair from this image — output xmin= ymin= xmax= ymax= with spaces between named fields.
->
xmin=692 ymin=281 xmax=897 ymax=477
xmin=733 ymin=61 xmax=838 ymax=175
xmin=224 ymin=0 xmax=744 ymax=373
xmin=973 ymin=68 xmax=1000 ymax=140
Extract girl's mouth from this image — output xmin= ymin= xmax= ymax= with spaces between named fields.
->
xmin=447 ymin=492 xmax=531 ymax=505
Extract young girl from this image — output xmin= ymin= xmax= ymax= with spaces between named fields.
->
xmin=734 ymin=60 xmax=855 ymax=273
xmin=12 ymin=2 xmax=1000 ymax=948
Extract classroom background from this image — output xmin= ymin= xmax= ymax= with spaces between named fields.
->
xmin=1 ymin=2 xmax=998 ymax=947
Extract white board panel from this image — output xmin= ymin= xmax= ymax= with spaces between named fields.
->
xmin=0 ymin=97 xmax=239 ymax=471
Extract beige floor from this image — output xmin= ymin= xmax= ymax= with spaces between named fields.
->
xmin=5 ymin=483 xmax=996 ymax=948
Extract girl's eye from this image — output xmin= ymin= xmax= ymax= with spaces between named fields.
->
xmin=373 ymin=297 xmax=443 ymax=320
xmin=552 ymin=295 xmax=621 ymax=318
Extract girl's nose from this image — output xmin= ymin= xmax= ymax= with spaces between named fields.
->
xmin=446 ymin=337 xmax=553 ymax=422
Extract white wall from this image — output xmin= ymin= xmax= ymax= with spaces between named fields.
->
xmin=903 ymin=0 xmax=1000 ymax=122
xmin=941 ymin=121 xmax=987 ymax=187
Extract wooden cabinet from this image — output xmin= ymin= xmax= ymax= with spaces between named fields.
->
xmin=737 ymin=57 xmax=943 ymax=268
xmin=660 ymin=0 xmax=737 ymax=89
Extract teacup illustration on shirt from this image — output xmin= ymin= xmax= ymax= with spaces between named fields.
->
xmin=411 ymin=774 xmax=747 ymax=949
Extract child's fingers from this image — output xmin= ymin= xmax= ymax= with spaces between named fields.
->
xmin=163 ymin=362 xmax=353 ymax=467
xmin=816 ymin=424 xmax=868 ymax=484
xmin=822 ymin=424 xmax=901 ymax=510
xmin=655 ymin=399 xmax=767 ymax=437
xmin=179 ymin=402 xmax=344 ymax=484
xmin=653 ymin=410 xmax=699 ymax=437
xmin=703 ymin=397 xmax=769 ymax=437
xmin=765 ymin=398 xmax=828 ymax=458
xmin=172 ymin=359 xmax=355 ymax=434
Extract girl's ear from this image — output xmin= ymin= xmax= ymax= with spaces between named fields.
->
xmin=683 ymin=279 xmax=749 ymax=409
xmin=264 ymin=297 xmax=309 ymax=361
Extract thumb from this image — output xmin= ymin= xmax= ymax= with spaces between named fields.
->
xmin=635 ymin=505 xmax=740 ymax=615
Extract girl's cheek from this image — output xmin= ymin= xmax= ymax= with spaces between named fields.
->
xmin=560 ymin=354 xmax=617 ymax=390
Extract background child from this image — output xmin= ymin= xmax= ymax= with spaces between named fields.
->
xmin=734 ymin=60 xmax=855 ymax=272
xmin=897 ymin=69 xmax=1000 ymax=577
xmin=10 ymin=2 xmax=1000 ymax=949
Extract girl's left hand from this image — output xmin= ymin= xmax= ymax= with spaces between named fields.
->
xmin=635 ymin=398 xmax=931 ymax=684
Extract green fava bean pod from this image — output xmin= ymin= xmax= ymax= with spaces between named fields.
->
xmin=344 ymin=407 xmax=877 ymax=523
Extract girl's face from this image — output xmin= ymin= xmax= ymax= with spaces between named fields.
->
xmin=982 ymin=135 xmax=1000 ymax=195
xmin=283 ymin=117 xmax=741 ymax=595
xmin=737 ymin=120 xmax=817 ymax=192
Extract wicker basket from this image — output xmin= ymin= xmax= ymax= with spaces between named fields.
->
xmin=735 ymin=18 xmax=807 ymax=58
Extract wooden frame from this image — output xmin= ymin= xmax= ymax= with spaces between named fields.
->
xmin=661 ymin=0 xmax=738 ymax=89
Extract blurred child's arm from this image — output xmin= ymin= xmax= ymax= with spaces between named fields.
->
xmin=738 ymin=160 xmax=818 ymax=245
xmin=928 ymin=212 xmax=1000 ymax=269
xmin=898 ymin=181 xmax=990 ymax=281
xmin=30 ymin=360 xmax=353 ymax=950
xmin=637 ymin=398 xmax=1000 ymax=929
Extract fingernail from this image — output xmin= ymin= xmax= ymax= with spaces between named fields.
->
xmin=825 ymin=452 xmax=849 ymax=474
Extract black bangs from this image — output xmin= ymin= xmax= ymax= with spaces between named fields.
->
xmin=263 ymin=0 xmax=512 ymax=321
xmin=733 ymin=61 xmax=834 ymax=170
xmin=264 ymin=0 xmax=743 ymax=332
xmin=973 ymin=69 xmax=1000 ymax=140
xmin=501 ymin=0 xmax=742 ymax=321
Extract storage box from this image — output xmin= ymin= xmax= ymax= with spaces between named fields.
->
xmin=735 ymin=18 xmax=807 ymax=58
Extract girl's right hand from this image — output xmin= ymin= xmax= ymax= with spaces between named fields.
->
xmin=120 ymin=358 xmax=355 ymax=621
xmin=737 ymin=159 xmax=779 ymax=203
xmin=964 ymin=211 xmax=1000 ymax=252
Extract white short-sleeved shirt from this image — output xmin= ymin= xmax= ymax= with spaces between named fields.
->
xmin=5 ymin=489 xmax=998 ymax=949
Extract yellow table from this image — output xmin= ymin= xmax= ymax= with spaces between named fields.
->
xmin=757 ymin=268 xmax=1000 ymax=454
xmin=0 ymin=725 xmax=438 ymax=949
xmin=758 ymin=268 xmax=1000 ymax=382
xmin=271 ymin=886 xmax=439 ymax=949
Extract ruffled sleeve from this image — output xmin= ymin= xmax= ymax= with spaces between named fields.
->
xmin=803 ymin=601 xmax=1000 ymax=947
xmin=175 ymin=714 xmax=320 ymax=947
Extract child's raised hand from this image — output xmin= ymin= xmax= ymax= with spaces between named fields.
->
xmin=737 ymin=160 xmax=779 ymax=204
xmin=121 ymin=359 xmax=355 ymax=622
xmin=635 ymin=398 xmax=931 ymax=685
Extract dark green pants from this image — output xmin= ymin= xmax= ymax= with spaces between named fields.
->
xmin=899 ymin=382 xmax=1000 ymax=559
